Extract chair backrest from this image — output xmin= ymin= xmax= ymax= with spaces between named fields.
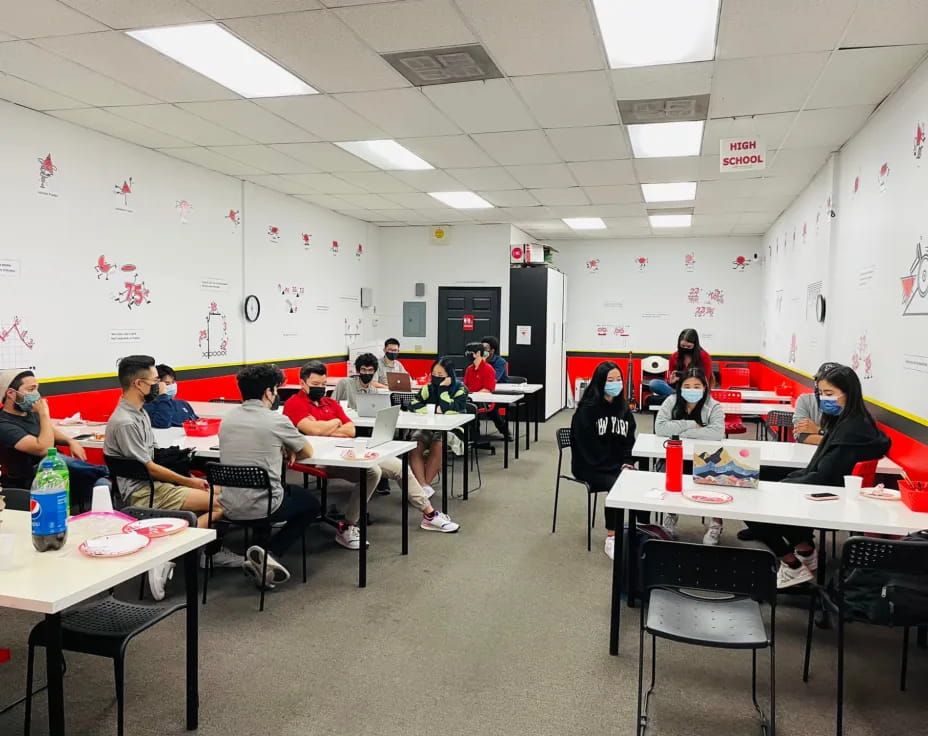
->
xmin=507 ymin=375 xmax=528 ymax=384
xmin=721 ymin=366 xmax=751 ymax=389
xmin=640 ymin=539 xmax=778 ymax=606
xmin=122 ymin=505 xmax=198 ymax=527
xmin=711 ymin=389 xmax=742 ymax=403
xmin=852 ymin=459 xmax=879 ymax=487
xmin=204 ymin=462 xmax=273 ymax=519
xmin=0 ymin=487 xmax=30 ymax=511
xmin=764 ymin=410 xmax=795 ymax=442
xmin=839 ymin=537 xmax=928 ymax=626
xmin=556 ymin=427 xmax=572 ymax=451
xmin=390 ymin=391 xmax=416 ymax=409
xmin=641 ymin=355 xmax=669 ymax=376
xmin=104 ymin=454 xmax=155 ymax=507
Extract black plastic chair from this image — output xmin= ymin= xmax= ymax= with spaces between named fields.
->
xmin=0 ymin=487 xmax=30 ymax=510
xmin=103 ymin=454 xmax=155 ymax=509
xmin=204 ymin=463 xmax=307 ymax=612
xmin=450 ymin=402 xmax=482 ymax=496
xmin=802 ymin=536 xmax=928 ymax=736
xmin=507 ymin=375 xmax=528 ymax=384
xmin=390 ymin=391 xmax=416 ymax=410
xmin=637 ymin=540 xmax=778 ymax=736
xmin=24 ymin=506 xmax=197 ymax=736
xmin=764 ymin=410 xmax=795 ymax=442
xmin=552 ymin=427 xmax=604 ymax=552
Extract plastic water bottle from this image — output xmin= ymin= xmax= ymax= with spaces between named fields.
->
xmin=31 ymin=461 xmax=68 ymax=552
xmin=45 ymin=448 xmax=70 ymax=512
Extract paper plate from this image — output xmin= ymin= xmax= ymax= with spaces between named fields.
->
xmin=123 ymin=517 xmax=189 ymax=537
xmin=860 ymin=488 xmax=902 ymax=501
xmin=684 ymin=490 xmax=734 ymax=504
xmin=339 ymin=449 xmax=380 ymax=461
xmin=79 ymin=532 xmax=150 ymax=557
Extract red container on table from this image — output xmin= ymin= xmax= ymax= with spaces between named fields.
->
xmin=664 ymin=436 xmax=683 ymax=492
xmin=900 ymin=480 xmax=928 ymax=512
xmin=183 ymin=418 xmax=221 ymax=437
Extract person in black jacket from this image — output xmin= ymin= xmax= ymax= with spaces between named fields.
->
xmin=747 ymin=364 xmax=891 ymax=589
xmin=570 ymin=361 xmax=637 ymax=560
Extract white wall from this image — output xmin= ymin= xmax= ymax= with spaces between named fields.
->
xmin=556 ymin=236 xmax=763 ymax=356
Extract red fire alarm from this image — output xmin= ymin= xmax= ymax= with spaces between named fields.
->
xmin=462 ymin=314 xmax=474 ymax=331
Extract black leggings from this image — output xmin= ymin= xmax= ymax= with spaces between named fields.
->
xmin=744 ymin=521 xmax=814 ymax=558
xmin=576 ymin=470 xmax=622 ymax=531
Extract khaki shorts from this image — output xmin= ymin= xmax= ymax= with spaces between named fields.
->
xmin=128 ymin=481 xmax=189 ymax=510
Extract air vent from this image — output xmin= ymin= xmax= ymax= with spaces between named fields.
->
xmin=382 ymin=44 xmax=503 ymax=87
xmin=618 ymin=94 xmax=710 ymax=124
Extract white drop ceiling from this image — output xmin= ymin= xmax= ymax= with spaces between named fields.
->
xmin=1 ymin=0 xmax=927 ymax=238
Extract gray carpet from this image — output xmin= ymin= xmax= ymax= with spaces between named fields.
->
xmin=1 ymin=410 xmax=924 ymax=735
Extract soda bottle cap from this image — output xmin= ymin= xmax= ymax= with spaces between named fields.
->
xmin=671 ymin=434 xmax=680 ymax=441
xmin=47 ymin=448 xmax=57 ymax=457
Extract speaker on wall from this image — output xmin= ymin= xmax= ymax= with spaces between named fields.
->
xmin=414 ymin=282 xmax=425 ymax=297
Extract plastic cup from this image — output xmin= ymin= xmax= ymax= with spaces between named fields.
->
xmin=843 ymin=475 xmax=863 ymax=490
xmin=92 ymin=484 xmax=114 ymax=512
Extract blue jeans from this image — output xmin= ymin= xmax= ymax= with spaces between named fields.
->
xmin=62 ymin=454 xmax=109 ymax=506
xmin=648 ymin=379 xmax=674 ymax=398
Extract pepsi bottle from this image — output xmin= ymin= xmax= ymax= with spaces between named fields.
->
xmin=31 ymin=460 xmax=68 ymax=552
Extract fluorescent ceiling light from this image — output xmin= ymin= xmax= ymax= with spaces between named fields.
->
xmin=628 ymin=121 xmax=704 ymax=158
xmin=562 ymin=217 xmax=606 ymax=230
xmin=593 ymin=0 xmax=720 ymax=69
xmin=649 ymin=214 xmax=692 ymax=228
xmin=127 ymin=23 xmax=317 ymax=98
xmin=428 ymin=191 xmax=494 ymax=209
xmin=334 ymin=140 xmax=433 ymax=170
xmin=641 ymin=182 xmax=697 ymax=202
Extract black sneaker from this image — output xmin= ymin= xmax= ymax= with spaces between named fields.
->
xmin=737 ymin=527 xmax=758 ymax=541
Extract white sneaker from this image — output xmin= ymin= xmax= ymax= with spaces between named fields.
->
xmin=776 ymin=562 xmax=814 ymax=589
xmin=661 ymin=513 xmax=679 ymax=540
xmin=242 ymin=545 xmax=290 ymax=587
xmin=200 ymin=547 xmax=244 ymax=569
xmin=795 ymin=549 xmax=818 ymax=573
xmin=148 ymin=561 xmax=175 ymax=601
xmin=335 ymin=525 xmax=362 ymax=550
xmin=703 ymin=523 xmax=722 ymax=546
xmin=604 ymin=535 xmax=616 ymax=560
xmin=420 ymin=512 xmax=459 ymax=533
xmin=422 ymin=484 xmax=436 ymax=500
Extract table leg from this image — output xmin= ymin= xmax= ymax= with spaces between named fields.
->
xmin=514 ymin=404 xmax=520 ymax=460
xmin=401 ymin=452 xmax=409 ymax=556
xmin=534 ymin=392 xmax=539 ymax=443
xmin=184 ymin=549 xmax=199 ymax=731
xmin=503 ymin=414 xmax=509 ymax=470
xmin=525 ymin=399 xmax=530 ymax=452
xmin=609 ymin=506 xmax=626 ymax=656
xmin=441 ymin=438 xmax=448 ymax=514
xmin=463 ymin=424 xmax=470 ymax=501
xmin=627 ymin=512 xmax=639 ymax=609
xmin=44 ymin=612 xmax=65 ymax=736
xmin=359 ymin=468 xmax=368 ymax=588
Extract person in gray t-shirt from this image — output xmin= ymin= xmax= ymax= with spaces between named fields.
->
xmin=376 ymin=337 xmax=407 ymax=385
xmin=334 ymin=353 xmax=380 ymax=410
xmin=793 ymin=362 xmax=840 ymax=444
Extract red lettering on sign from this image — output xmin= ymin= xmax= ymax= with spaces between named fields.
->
xmin=729 ymin=140 xmax=757 ymax=151
xmin=462 ymin=314 xmax=474 ymax=331
xmin=722 ymin=154 xmax=764 ymax=166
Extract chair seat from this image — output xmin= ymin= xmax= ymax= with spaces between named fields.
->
xmin=726 ymin=421 xmax=747 ymax=434
xmin=289 ymin=462 xmax=327 ymax=478
xmin=646 ymin=588 xmax=769 ymax=649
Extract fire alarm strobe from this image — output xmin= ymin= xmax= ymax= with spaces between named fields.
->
xmin=510 ymin=245 xmax=524 ymax=263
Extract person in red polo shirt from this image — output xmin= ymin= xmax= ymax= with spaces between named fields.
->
xmin=462 ymin=342 xmax=511 ymax=441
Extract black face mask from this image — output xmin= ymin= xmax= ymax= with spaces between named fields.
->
xmin=385 ymin=351 xmax=399 ymax=361
xmin=143 ymin=382 xmax=159 ymax=403
xmin=431 ymin=376 xmax=445 ymax=388
xmin=308 ymin=386 xmax=326 ymax=402
xmin=359 ymin=373 xmax=374 ymax=385
xmin=678 ymin=346 xmax=693 ymax=354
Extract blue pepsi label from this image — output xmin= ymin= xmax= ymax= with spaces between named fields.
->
xmin=31 ymin=492 xmax=68 ymax=536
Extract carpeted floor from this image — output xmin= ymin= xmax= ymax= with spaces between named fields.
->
xmin=1 ymin=410 xmax=924 ymax=735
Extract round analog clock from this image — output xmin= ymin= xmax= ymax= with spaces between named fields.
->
xmin=815 ymin=293 xmax=826 ymax=323
xmin=244 ymin=294 xmax=261 ymax=323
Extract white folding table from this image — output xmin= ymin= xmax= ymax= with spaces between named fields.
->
xmin=491 ymin=383 xmax=544 ymax=447
xmin=469 ymin=391 xmax=525 ymax=468
xmin=648 ymin=402 xmax=794 ymax=416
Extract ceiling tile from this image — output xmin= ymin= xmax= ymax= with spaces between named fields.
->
xmin=390 ymin=169 xmax=466 ymax=190
xmin=413 ymin=207 xmax=474 ymax=222
xmin=227 ymin=10 xmax=407 ymax=93
xmin=207 ymin=144 xmax=316 ymax=173
xmin=703 ymin=112 xmax=796 ymax=153
xmin=716 ymin=0 xmax=855 ymax=58
xmin=444 ymin=166 xmax=521 ymax=190
xmin=383 ymin=192 xmax=448 ymax=208
xmin=422 ymin=79 xmax=536 ymax=133
xmin=246 ymin=174 xmax=319 ymax=194
xmin=602 ymin=217 xmax=652 ymax=235
xmin=108 ymin=104 xmax=254 ymax=145
xmin=695 ymin=178 xmax=764 ymax=200
xmin=192 ymin=0 xmax=322 ymax=19
xmin=506 ymin=163 xmax=576 ymax=188
xmin=160 ymin=146 xmax=268 ymax=175
xmin=455 ymin=0 xmax=602 ymax=76
xmin=512 ymin=71 xmax=619 ymax=128
xmin=255 ymin=95 xmax=386 ymax=141
xmin=0 ymin=0 xmax=107 ymax=37
xmin=545 ymin=125 xmax=629 ymax=161
xmin=282 ymin=172 xmax=366 ymax=193
xmin=1 ymin=73 xmax=87 ymax=110
xmin=58 ymin=0 xmax=210 ymax=28
xmin=0 ymin=41 xmax=159 ymax=106
xmin=478 ymin=189 xmax=539 ymax=207
xmin=806 ymin=46 xmax=928 ymax=108
xmin=730 ymin=223 xmax=766 ymax=234
xmin=471 ymin=130 xmax=559 ymax=165
xmin=334 ymin=208 xmax=379 ymax=221
xmin=582 ymin=185 xmax=642 ymax=204
xmin=783 ymin=105 xmax=874 ymax=149
xmin=530 ymin=187 xmax=589 ymax=206
xmin=843 ymin=0 xmax=928 ymax=46
xmin=50 ymin=108 xmax=192 ymax=148
xmin=336 ymin=88 xmax=459 ymax=137
xmin=501 ymin=206 xmax=553 ymax=220
xmin=578 ymin=202 xmax=646 ymax=217
xmin=0 ymin=33 xmax=15 ymax=41
xmin=633 ymin=156 xmax=701 ymax=182
xmin=269 ymin=142 xmax=376 ymax=171
xmin=398 ymin=135 xmax=496 ymax=168
xmin=763 ymin=147 xmax=832 ymax=178
xmin=612 ymin=61 xmax=714 ymax=100
xmin=334 ymin=0 xmax=475 ymax=52
xmin=567 ymin=160 xmax=636 ymax=186
xmin=710 ymin=53 xmax=829 ymax=117
xmin=320 ymin=0 xmax=399 ymax=6
xmin=177 ymin=101 xmax=317 ymax=143
xmin=36 ymin=32 xmax=238 ymax=103
xmin=332 ymin=172 xmax=414 ymax=193
xmin=294 ymin=193 xmax=352 ymax=209
xmin=338 ymin=193 xmax=404 ymax=209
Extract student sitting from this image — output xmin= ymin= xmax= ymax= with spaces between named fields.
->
xmin=0 ymin=369 xmax=108 ymax=506
xmin=570 ymin=361 xmax=637 ymax=560
xmin=408 ymin=358 xmax=468 ymax=500
xmin=143 ymin=363 xmax=199 ymax=428
xmin=746 ymin=364 xmax=891 ymax=589
xmin=334 ymin=353 xmax=382 ymax=410
xmin=219 ymin=364 xmax=321 ymax=590
xmin=654 ymin=367 xmax=725 ymax=544
xmin=792 ymin=361 xmax=840 ymax=445
xmin=481 ymin=335 xmax=508 ymax=382
xmin=376 ymin=337 xmax=406 ymax=385
xmin=462 ymin=341 xmax=511 ymax=441
xmin=649 ymin=328 xmax=714 ymax=399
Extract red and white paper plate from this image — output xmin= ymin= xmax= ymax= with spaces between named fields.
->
xmin=339 ymin=449 xmax=380 ymax=461
xmin=79 ymin=532 xmax=151 ymax=557
xmin=860 ymin=488 xmax=901 ymax=501
xmin=122 ymin=517 xmax=189 ymax=537
xmin=684 ymin=490 xmax=734 ymax=504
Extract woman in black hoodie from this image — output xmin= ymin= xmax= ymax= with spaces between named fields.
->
xmin=571 ymin=361 xmax=637 ymax=560
xmin=748 ymin=364 xmax=891 ymax=589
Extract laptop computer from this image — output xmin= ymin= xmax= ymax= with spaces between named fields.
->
xmin=692 ymin=442 xmax=760 ymax=488
xmin=386 ymin=372 xmax=412 ymax=392
xmin=355 ymin=391 xmax=392 ymax=417
xmin=336 ymin=405 xmax=400 ymax=449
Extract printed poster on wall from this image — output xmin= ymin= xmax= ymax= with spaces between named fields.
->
xmin=516 ymin=325 xmax=532 ymax=345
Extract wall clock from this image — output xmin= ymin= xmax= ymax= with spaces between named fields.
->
xmin=815 ymin=293 xmax=826 ymax=323
xmin=244 ymin=294 xmax=261 ymax=323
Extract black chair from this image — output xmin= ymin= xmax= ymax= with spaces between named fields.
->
xmin=24 ymin=507 xmax=197 ymax=736
xmin=390 ymin=391 xmax=416 ymax=410
xmin=802 ymin=536 xmax=928 ymax=736
xmin=552 ymin=427 xmax=605 ymax=552
xmin=637 ymin=540 xmax=778 ymax=736
xmin=0 ymin=487 xmax=30 ymax=510
xmin=203 ymin=463 xmax=307 ymax=612
xmin=764 ymin=410 xmax=794 ymax=442
xmin=507 ymin=375 xmax=528 ymax=384
xmin=103 ymin=455 xmax=154 ymax=509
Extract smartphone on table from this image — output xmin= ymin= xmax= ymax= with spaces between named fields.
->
xmin=806 ymin=492 xmax=840 ymax=501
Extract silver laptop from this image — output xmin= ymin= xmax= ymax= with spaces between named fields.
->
xmin=336 ymin=405 xmax=400 ymax=449
xmin=355 ymin=391 xmax=392 ymax=417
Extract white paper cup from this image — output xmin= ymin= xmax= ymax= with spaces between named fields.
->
xmin=0 ymin=533 xmax=15 ymax=570
xmin=425 ymin=404 xmax=436 ymax=414
xmin=91 ymin=484 xmax=114 ymax=512
xmin=843 ymin=475 xmax=863 ymax=490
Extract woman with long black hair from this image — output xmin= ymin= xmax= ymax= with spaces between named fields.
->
xmin=570 ymin=361 xmax=637 ymax=560
xmin=748 ymin=364 xmax=891 ymax=588
xmin=649 ymin=328 xmax=714 ymax=399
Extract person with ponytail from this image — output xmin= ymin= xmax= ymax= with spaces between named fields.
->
xmin=649 ymin=328 xmax=714 ymax=398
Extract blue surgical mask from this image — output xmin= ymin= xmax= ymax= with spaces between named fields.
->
xmin=681 ymin=388 xmax=704 ymax=403
xmin=820 ymin=397 xmax=843 ymax=415
xmin=14 ymin=390 xmax=41 ymax=412
xmin=165 ymin=383 xmax=178 ymax=398
xmin=604 ymin=380 xmax=623 ymax=397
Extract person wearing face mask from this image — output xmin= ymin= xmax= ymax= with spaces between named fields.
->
xmin=648 ymin=328 xmax=714 ymax=399
xmin=480 ymin=335 xmax=508 ymax=382
xmin=142 ymin=363 xmax=199 ymax=428
xmin=462 ymin=341 xmax=512 ymax=442
xmin=0 ymin=369 xmax=109 ymax=500
xmin=791 ymin=361 xmax=841 ymax=445
xmin=654 ymin=368 xmax=726 ymax=544
xmin=334 ymin=353 xmax=383 ymax=411
xmin=569 ymin=361 xmax=638 ymax=560
xmin=376 ymin=338 xmax=406 ymax=385
xmin=746 ymin=364 xmax=891 ymax=589
xmin=218 ymin=364 xmax=320 ymax=591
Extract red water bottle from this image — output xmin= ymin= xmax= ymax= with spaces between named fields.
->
xmin=664 ymin=435 xmax=683 ymax=492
